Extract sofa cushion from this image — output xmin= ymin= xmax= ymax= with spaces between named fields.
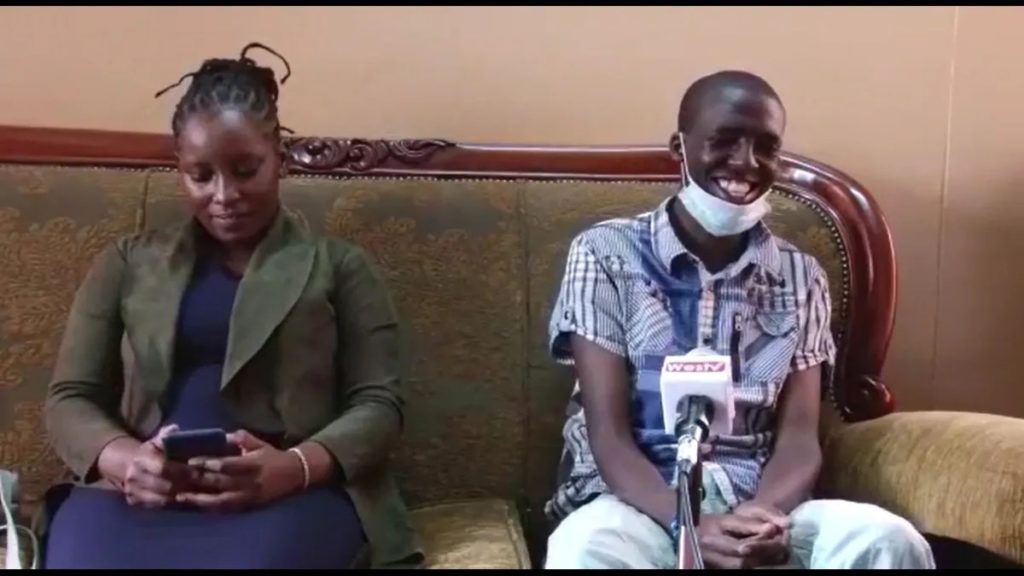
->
xmin=411 ymin=499 xmax=530 ymax=569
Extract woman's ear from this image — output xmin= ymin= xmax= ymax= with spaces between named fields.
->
xmin=278 ymin=145 xmax=289 ymax=179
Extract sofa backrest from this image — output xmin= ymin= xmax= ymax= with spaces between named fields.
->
xmin=0 ymin=126 xmax=897 ymax=547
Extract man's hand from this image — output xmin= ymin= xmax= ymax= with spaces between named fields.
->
xmin=733 ymin=501 xmax=790 ymax=532
xmin=697 ymin=511 xmax=790 ymax=569
xmin=175 ymin=430 xmax=305 ymax=511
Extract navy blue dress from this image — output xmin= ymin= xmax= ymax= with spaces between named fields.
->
xmin=45 ymin=257 xmax=367 ymax=569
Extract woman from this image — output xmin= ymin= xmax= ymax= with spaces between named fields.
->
xmin=41 ymin=43 xmax=421 ymax=569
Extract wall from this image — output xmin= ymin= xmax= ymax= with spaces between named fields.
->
xmin=0 ymin=6 xmax=1019 ymax=417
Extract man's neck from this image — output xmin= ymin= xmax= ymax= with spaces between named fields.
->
xmin=668 ymin=196 xmax=747 ymax=275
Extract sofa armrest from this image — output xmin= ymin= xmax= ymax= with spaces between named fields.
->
xmin=818 ymin=411 xmax=1024 ymax=565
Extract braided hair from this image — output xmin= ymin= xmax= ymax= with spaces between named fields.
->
xmin=155 ymin=42 xmax=292 ymax=143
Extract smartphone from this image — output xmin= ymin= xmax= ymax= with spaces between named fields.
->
xmin=163 ymin=428 xmax=241 ymax=463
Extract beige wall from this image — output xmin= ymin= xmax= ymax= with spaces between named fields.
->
xmin=0 ymin=6 xmax=1020 ymax=417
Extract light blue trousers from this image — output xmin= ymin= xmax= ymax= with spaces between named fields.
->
xmin=545 ymin=477 xmax=936 ymax=569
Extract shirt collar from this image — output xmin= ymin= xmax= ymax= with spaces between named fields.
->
xmin=650 ymin=195 xmax=783 ymax=281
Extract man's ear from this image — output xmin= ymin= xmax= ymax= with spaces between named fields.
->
xmin=668 ymin=131 xmax=684 ymax=163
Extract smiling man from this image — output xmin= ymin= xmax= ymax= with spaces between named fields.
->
xmin=542 ymin=71 xmax=936 ymax=569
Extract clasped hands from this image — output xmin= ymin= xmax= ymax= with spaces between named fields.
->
xmin=697 ymin=501 xmax=792 ymax=569
xmin=120 ymin=424 xmax=306 ymax=511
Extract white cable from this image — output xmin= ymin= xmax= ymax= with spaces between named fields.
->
xmin=0 ymin=526 xmax=38 ymax=570
xmin=18 ymin=526 xmax=39 ymax=569
xmin=0 ymin=471 xmax=37 ymax=569
xmin=1 ymin=472 xmax=22 ymax=569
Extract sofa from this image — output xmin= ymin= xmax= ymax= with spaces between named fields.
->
xmin=0 ymin=125 xmax=1021 ymax=568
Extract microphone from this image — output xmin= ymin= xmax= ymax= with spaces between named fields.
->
xmin=676 ymin=395 xmax=715 ymax=438
xmin=657 ymin=353 xmax=735 ymax=440
xmin=674 ymin=395 xmax=715 ymax=476
xmin=658 ymin=352 xmax=734 ymax=480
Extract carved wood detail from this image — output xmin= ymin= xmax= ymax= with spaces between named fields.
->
xmin=286 ymin=137 xmax=453 ymax=172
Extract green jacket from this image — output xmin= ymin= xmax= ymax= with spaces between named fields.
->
xmin=43 ymin=208 xmax=422 ymax=568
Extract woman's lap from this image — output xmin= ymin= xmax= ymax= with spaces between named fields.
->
xmin=45 ymin=485 xmax=366 ymax=569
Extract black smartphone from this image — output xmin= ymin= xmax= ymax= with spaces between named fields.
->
xmin=163 ymin=428 xmax=241 ymax=463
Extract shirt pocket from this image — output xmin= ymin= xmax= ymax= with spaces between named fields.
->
xmin=741 ymin=306 xmax=800 ymax=385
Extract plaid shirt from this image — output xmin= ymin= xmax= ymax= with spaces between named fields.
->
xmin=545 ymin=195 xmax=835 ymax=521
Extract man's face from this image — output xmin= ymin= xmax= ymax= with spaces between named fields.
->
xmin=674 ymin=87 xmax=786 ymax=206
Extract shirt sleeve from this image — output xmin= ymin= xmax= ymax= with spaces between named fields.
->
xmin=790 ymin=258 xmax=837 ymax=372
xmin=548 ymin=233 xmax=627 ymax=364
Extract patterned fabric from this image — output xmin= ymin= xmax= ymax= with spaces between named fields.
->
xmin=545 ymin=194 xmax=836 ymax=520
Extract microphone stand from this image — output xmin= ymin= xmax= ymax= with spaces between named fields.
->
xmin=674 ymin=395 xmax=712 ymax=570
xmin=675 ymin=446 xmax=705 ymax=569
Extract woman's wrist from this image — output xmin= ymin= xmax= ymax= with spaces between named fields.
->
xmin=290 ymin=441 xmax=336 ymax=489
xmin=287 ymin=447 xmax=311 ymax=492
xmin=96 ymin=436 xmax=141 ymax=488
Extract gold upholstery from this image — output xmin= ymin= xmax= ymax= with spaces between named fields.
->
xmin=411 ymin=499 xmax=530 ymax=569
xmin=820 ymin=411 xmax=1024 ymax=564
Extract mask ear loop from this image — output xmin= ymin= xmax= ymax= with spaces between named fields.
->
xmin=678 ymin=131 xmax=691 ymax=187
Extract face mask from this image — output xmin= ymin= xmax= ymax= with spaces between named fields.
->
xmin=676 ymin=132 xmax=770 ymax=237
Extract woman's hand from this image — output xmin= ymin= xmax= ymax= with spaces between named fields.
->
xmin=119 ymin=424 xmax=196 ymax=508
xmin=175 ymin=430 xmax=305 ymax=511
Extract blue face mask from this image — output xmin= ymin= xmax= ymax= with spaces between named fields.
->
xmin=676 ymin=131 xmax=770 ymax=237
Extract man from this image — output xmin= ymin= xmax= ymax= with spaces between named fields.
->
xmin=542 ymin=71 xmax=935 ymax=569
